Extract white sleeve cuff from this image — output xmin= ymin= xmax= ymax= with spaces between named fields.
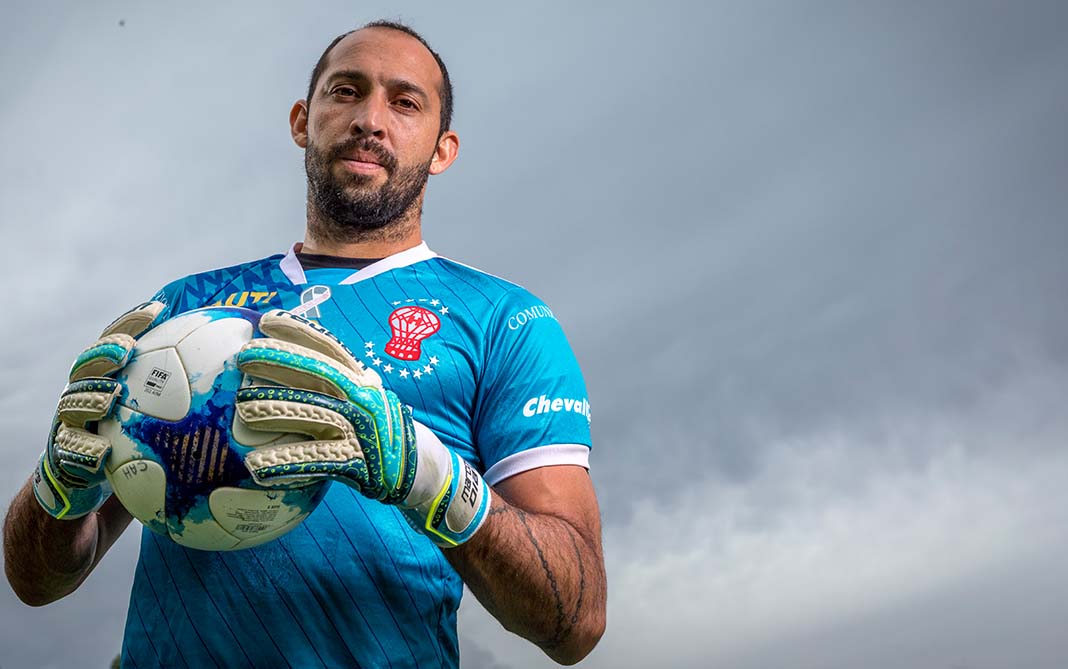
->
xmin=482 ymin=444 xmax=591 ymax=486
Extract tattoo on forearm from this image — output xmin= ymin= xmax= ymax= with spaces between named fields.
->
xmin=468 ymin=498 xmax=600 ymax=654
xmin=566 ymin=524 xmax=586 ymax=629
xmin=514 ymin=507 xmax=573 ymax=650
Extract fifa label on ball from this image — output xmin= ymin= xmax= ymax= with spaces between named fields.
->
xmin=143 ymin=367 xmax=172 ymax=396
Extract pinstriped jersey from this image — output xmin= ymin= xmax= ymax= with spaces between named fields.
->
xmin=119 ymin=242 xmax=592 ymax=669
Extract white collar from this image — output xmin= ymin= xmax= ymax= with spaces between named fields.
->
xmin=279 ymin=241 xmax=438 ymax=286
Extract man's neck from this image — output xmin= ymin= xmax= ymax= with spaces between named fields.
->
xmin=299 ymin=235 xmax=422 ymax=258
xmin=303 ymin=203 xmax=423 ymax=258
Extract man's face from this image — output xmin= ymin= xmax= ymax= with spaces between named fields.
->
xmin=297 ymin=28 xmax=452 ymax=234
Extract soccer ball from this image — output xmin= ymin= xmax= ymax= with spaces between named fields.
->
xmin=98 ymin=307 xmax=328 ymax=551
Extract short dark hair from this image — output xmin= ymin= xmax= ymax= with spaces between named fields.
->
xmin=305 ymin=20 xmax=454 ymax=136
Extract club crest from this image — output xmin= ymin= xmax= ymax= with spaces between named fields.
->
xmin=362 ymin=297 xmax=450 ymax=383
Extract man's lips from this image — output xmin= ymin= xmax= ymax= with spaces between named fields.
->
xmin=339 ymin=157 xmax=384 ymax=174
xmin=337 ymin=149 xmax=389 ymax=174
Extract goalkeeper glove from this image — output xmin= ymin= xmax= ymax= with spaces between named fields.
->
xmin=234 ymin=310 xmax=490 ymax=548
xmin=33 ymin=302 xmax=166 ymax=519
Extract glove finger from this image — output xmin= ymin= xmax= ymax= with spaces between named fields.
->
xmin=237 ymin=385 xmax=402 ymax=500
xmin=237 ymin=339 xmax=380 ymax=401
xmin=69 ymin=335 xmax=136 ymax=380
xmin=369 ymin=392 xmax=417 ymax=505
xmin=244 ymin=439 xmax=371 ymax=491
xmin=49 ymin=459 xmax=91 ymax=489
xmin=54 ymin=424 xmax=112 ymax=478
xmin=57 ymin=378 xmax=120 ymax=426
xmin=333 ymin=385 xmax=413 ymax=503
xmin=387 ymin=401 xmax=419 ymax=505
xmin=236 ymin=390 xmax=359 ymax=443
xmin=258 ymin=310 xmax=370 ymax=377
xmin=100 ymin=301 xmax=167 ymax=339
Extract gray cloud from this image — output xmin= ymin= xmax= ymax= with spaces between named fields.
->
xmin=2 ymin=1 xmax=1067 ymax=667
xmin=459 ymin=631 xmax=513 ymax=669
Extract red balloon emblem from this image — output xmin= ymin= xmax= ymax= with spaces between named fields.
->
xmin=385 ymin=306 xmax=441 ymax=361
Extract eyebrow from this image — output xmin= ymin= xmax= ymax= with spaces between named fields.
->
xmin=324 ymin=70 xmax=431 ymax=104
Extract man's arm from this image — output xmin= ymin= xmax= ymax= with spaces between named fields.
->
xmin=3 ymin=477 xmax=133 ymax=606
xmin=445 ymin=464 xmax=607 ymax=666
xmin=4 ymin=301 xmax=164 ymax=605
xmin=231 ymin=311 xmax=606 ymax=661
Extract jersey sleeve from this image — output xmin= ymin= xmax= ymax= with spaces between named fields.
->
xmin=146 ymin=259 xmax=266 ymax=317
xmin=472 ymin=288 xmax=592 ymax=485
xmin=148 ymin=278 xmax=187 ymax=320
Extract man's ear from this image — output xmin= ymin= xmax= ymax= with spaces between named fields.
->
xmin=429 ymin=130 xmax=460 ymax=176
xmin=290 ymin=100 xmax=309 ymax=149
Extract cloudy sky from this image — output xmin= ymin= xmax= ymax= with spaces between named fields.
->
xmin=3 ymin=1 xmax=1068 ymax=667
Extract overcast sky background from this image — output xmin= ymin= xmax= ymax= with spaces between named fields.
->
xmin=2 ymin=1 xmax=1068 ymax=667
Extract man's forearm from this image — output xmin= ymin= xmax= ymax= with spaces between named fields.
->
xmin=445 ymin=489 xmax=607 ymax=665
xmin=3 ymin=478 xmax=131 ymax=606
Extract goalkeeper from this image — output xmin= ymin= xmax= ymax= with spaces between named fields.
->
xmin=3 ymin=19 xmax=606 ymax=668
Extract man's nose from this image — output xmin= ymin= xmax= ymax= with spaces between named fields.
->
xmin=348 ymin=92 xmax=387 ymax=139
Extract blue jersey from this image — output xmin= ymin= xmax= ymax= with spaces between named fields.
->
xmin=120 ymin=243 xmax=592 ymax=669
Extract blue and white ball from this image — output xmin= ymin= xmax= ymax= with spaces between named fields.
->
xmin=98 ymin=307 xmax=327 ymax=551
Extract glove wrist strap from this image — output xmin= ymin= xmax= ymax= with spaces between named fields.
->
xmin=33 ymin=454 xmax=107 ymax=520
xmin=404 ymin=422 xmax=490 ymax=548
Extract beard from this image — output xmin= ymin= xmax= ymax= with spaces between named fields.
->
xmin=304 ymin=136 xmax=432 ymax=244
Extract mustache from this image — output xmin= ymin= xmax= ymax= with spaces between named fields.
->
xmin=328 ymin=138 xmax=398 ymax=173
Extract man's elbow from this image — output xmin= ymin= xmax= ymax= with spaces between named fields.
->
xmin=4 ymin=543 xmax=81 ymax=607
xmin=5 ymin=566 xmax=69 ymax=607
xmin=11 ymin=587 xmax=60 ymax=608
xmin=544 ymin=614 xmax=606 ymax=665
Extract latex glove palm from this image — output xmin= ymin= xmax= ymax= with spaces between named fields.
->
xmin=235 ymin=310 xmax=490 ymax=548
xmin=34 ymin=302 xmax=166 ymax=519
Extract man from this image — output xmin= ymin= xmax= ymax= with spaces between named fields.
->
xmin=3 ymin=20 xmax=606 ymax=668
